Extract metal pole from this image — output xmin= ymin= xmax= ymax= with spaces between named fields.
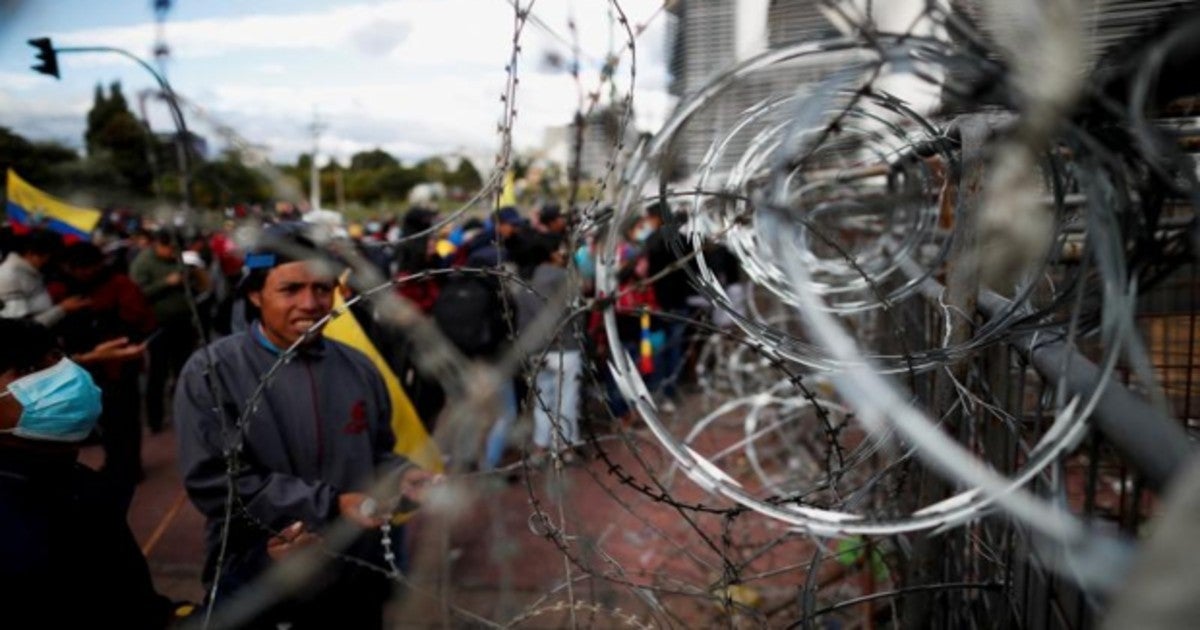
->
xmin=905 ymin=266 xmax=1193 ymax=492
xmin=977 ymin=289 xmax=1193 ymax=492
xmin=54 ymin=45 xmax=192 ymax=210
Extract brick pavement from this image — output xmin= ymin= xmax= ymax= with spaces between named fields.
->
xmin=78 ymin=394 xmax=854 ymax=626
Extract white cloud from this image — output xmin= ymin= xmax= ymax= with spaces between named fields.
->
xmin=15 ymin=0 xmax=675 ymax=164
xmin=0 ymin=70 xmax=47 ymax=90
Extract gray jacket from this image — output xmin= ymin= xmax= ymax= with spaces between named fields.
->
xmin=529 ymin=263 xmax=583 ymax=352
xmin=0 ymin=252 xmax=65 ymax=326
xmin=174 ymin=327 xmax=409 ymax=583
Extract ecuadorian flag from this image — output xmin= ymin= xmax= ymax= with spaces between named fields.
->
xmin=5 ymin=169 xmax=101 ymax=240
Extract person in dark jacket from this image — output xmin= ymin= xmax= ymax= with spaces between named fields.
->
xmin=0 ymin=318 xmax=172 ymax=629
xmin=173 ymin=224 xmax=435 ymax=629
xmin=49 ymin=242 xmax=158 ymax=503
xmin=640 ymin=203 xmax=696 ymax=405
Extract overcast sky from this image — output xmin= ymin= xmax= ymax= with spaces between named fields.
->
xmin=0 ymin=0 xmax=673 ymax=167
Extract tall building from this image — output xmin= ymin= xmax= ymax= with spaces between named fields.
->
xmin=665 ymin=0 xmax=840 ymax=180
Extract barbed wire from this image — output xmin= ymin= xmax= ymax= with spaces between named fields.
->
xmin=21 ymin=0 xmax=1200 ymax=627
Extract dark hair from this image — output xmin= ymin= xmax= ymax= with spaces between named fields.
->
xmin=238 ymin=222 xmax=327 ymax=294
xmin=154 ymin=229 xmax=178 ymax=247
xmin=0 ymin=319 xmax=58 ymax=374
xmin=61 ymin=242 xmax=105 ymax=269
xmin=538 ymin=204 xmax=562 ymax=223
xmin=403 ymin=206 xmax=436 ymax=233
xmin=645 ymin=202 xmax=667 ymax=221
xmin=14 ymin=229 xmax=63 ymax=257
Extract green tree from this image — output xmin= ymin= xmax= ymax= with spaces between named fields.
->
xmin=417 ymin=156 xmax=448 ymax=182
xmin=349 ymin=148 xmax=399 ymax=171
xmin=192 ymin=151 xmax=271 ymax=208
xmin=448 ymin=158 xmax=482 ymax=190
xmin=51 ymin=156 xmax=130 ymax=193
xmin=346 ymin=168 xmax=384 ymax=205
xmin=0 ymin=127 xmax=78 ymax=187
xmin=376 ymin=164 xmax=420 ymax=201
xmin=84 ymin=81 xmax=153 ymax=193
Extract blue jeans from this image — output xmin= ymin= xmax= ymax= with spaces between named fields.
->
xmin=483 ymin=380 xmax=519 ymax=470
xmin=656 ymin=309 xmax=692 ymax=399
xmin=532 ymin=350 xmax=582 ymax=449
xmin=605 ymin=341 xmax=661 ymax=418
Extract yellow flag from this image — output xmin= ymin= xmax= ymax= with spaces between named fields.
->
xmin=498 ymin=169 xmax=517 ymax=207
xmin=6 ymin=169 xmax=101 ymax=239
xmin=324 ymin=292 xmax=443 ymax=473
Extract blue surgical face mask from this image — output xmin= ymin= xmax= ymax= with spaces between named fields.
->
xmin=0 ymin=358 xmax=102 ymax=442
xmin=634 ymin=224 xmax=653 ymax=243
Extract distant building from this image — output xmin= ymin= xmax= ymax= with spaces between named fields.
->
xmin=154 ymin=130 xmax=209 ymax=162
xmin=665 ymin=0 xmax=842 ymax=180
xmin=571 ymin=103 xmax=640 ymax=182
xmin=540 ymin=103 xmax=641 ymax=200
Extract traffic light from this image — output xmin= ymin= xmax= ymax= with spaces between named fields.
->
xmin=28 ymin=37 xmax=59 ymax=79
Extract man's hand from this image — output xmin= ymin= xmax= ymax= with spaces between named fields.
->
xmin=75 ymin=337 xmax=147 ymax=365
xmin=165 ymin=271 xmax=183 ymax=286
xmin=338 ymin=492 xmax=385 ymax=529
xmin=399 ymin=467 xmax=442 ymax=508
xmin=59 ymin=296 xmax=92 ymax=313
xmin=266 ymin=521 xmax=320 ymax=561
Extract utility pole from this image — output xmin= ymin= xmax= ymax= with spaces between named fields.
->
xmin=308 ymin=111 xmax=326 ymax=211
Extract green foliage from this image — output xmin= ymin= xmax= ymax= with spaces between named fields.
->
xmin=192 ymin=152 xmax=272 ymax=208
xmin=834 ymin=536 xmax=890 ymax=580
xmin=375 ymin=164 xmax=421 ymax=200
xmin=349 ymin=148 xmax=399 ymax=171
xmin=50 ymin=156 xmax=129 ymax=191
xmin=0 ymin=126 xmax=78 ymax=186
xmin=84 ymin=81 xmax=153 ymax=193
xmin=447 ymin=158 xmax=482 ymax=190
xmin=5 ymin=95 xmax=489 ymax=213
xmin=416 ymin=156 xmax=448 ymax=182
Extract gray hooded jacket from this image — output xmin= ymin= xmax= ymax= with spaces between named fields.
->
xmin=174 ymin=326 xmax=410 ymax=583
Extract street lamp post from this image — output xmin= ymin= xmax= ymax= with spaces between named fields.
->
xmin=27 ymin=38 xmax=193 ymax=209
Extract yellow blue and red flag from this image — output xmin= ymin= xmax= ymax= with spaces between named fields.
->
xmin=5 ymin=169 xmax=101 ymax=240
xmin=639 ymin=309 xmax=654 ymax=375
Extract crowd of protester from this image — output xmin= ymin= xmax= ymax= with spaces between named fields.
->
xmin=0 ymin=197 xmax=745 ymax=628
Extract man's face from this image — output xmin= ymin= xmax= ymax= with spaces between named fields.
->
xmin=547 ymin=217 xmax=566 ymax=233
xmin=249 ymin=261 xmax=335 ymax=348
xmin=153 ymin=241 xmax=176 ymax=260
xmin=498 ymin=221 xmax=517 ymax=240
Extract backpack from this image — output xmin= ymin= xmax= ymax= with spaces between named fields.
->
xmin=431 ymin=274 xmax=507 ymax=357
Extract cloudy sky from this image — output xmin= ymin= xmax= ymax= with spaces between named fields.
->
xmin=0 ymin=0 xmax=673 ymax=166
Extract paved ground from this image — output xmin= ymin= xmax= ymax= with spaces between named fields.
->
xmin=77 ymin=392 xmax=849 ymax=627
xmin=80 ymin=428 xmax=208 ymax=604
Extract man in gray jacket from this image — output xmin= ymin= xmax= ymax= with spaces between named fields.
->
xmin=0 ymin=229 xmax=89 ymax=323
xmin=174 ymin=225 xmax=432 ymax=628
